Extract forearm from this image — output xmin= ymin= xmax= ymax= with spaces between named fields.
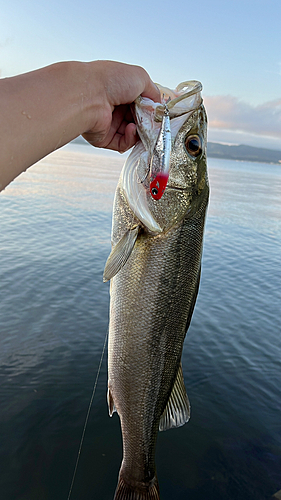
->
xmin=0 ymin=61 xmax=104 ymax=190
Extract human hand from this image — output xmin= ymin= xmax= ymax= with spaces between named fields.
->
xmin=82 ymin=61 xmax=160 ymax=153
xmin=0 ymin=60 xmax=160 ymax=190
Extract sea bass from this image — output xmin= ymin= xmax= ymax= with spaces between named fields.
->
xmin=103 ymin=80 xmax=209 ymax=500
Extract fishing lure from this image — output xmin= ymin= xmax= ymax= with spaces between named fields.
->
xmin=149 ymin=104 xmax=171 ymax=200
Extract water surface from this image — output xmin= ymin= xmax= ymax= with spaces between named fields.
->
xmin=0 ymin=144 xmax=280 ymax=499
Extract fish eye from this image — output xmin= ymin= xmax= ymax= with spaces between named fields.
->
xmin=185 ymin=135 xmax=202 ymax=157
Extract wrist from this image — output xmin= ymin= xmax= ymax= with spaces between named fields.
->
xmin=56 ymin=61 xmax=106 ymax=135
xmin=42 ymin=61 xmax=109 ymax=137
xmin=78 ymin=61 xmax=113 ymax=145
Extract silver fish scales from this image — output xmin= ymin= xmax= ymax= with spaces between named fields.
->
xmin=103 ymin=80 xmax=209 ymax=500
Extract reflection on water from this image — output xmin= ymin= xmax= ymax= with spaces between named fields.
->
xmin=4 ymin=144 xmax=124 ymax=212
xmin=0 ymin=145 xmax=281 ymax=500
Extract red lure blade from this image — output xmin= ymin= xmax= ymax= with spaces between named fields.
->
xmin=150 ymin=173 xmax=169 ymax=200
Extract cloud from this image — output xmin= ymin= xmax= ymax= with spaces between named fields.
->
xmin=204 ymin=95 xmax=281 ymax=140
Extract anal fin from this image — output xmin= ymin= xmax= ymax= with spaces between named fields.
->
xmin=107 ymin=388 xmax=117 ymax=417
xmin=159 ymin=362 xmax=190 ymax=431
xmin=103 ymin=226 xmax=139 ymax=282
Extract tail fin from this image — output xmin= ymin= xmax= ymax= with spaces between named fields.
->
xmin=114 ymin=473 xmax=160 ymax=500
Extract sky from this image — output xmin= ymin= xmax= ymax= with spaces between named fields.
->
xmin=1 ymin=0 xmax=280 ymax=150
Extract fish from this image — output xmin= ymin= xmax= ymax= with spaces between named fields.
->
xmin=103 ymin=80 xmax=209 ymax=500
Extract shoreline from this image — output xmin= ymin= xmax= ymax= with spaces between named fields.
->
xmin=71 ymin=137 xmax=281 ymax=166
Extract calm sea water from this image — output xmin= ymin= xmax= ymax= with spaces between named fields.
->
xmin=0 ymin=143 xmax=280 ymax=500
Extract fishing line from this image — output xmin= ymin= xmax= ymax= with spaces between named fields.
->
xmin=68 ymin=103 xmax=159 ymax=499
xmin=67 ymin=139 xmax=142 ymax=500
xmin=67 ymin=327 xmax=109 ymax=500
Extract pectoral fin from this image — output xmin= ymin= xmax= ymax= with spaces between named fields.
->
xmin=159 ymin=363 xmax=190 ymax=431
xmin=103 ymin=226 xmax=139 ymax=282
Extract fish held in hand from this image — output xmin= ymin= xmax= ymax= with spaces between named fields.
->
xmin=104 ymin=80 xmax=209 ymax=500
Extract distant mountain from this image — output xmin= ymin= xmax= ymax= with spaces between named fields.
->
xmin=72 ymin=137 xmax=281 ymax=165
xmin=207 ymin=142 xmax=281 ymax=164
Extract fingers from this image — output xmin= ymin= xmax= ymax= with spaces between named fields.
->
xmin=141 ymin=78 xmax=161 ymax=103
xmin=101 ymin=107 xmax=138 ymax=152
xmin=84 ymin=61 xmax=161 ymax=153
xmin=98 ymin=61 xmax=161 ymax=107
xmin=83 ymin=105 xmax=138 ymax=152
xmin=128 ymin=65 xmax=161 ymax=104
xmin=105 ymin=123 xmax=138 ymax=153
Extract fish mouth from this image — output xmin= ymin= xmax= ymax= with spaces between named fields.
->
xmin=133 ymin=81 xmax=203 ymax=157
xmin=166 ymin=185 xmax=187 ymax=192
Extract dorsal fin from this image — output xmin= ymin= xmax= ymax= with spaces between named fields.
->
xmin=159 ymin=363 xmax=190 ymax=431
xmin=103 ymin=226 xmax=139 ymax=282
